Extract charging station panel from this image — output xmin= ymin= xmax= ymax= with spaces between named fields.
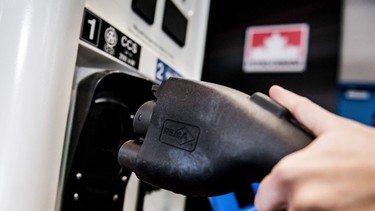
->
xmin=59 ymin=0 xmax=211 ymax=211
xmin=0 ymin=0 xmax=209 ymax=210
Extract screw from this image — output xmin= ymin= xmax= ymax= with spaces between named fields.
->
xmin=73 ymin=193 xmax=79 ymax=201
xmin=76 ymin=173 xmax=82 ymax=180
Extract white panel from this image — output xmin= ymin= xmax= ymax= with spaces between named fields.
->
xmin=340 ymin=0 xmax=375 ymax=82
xmin=85 ymin=0 xmax=210 ymax=80
xmin=0 ymin=0 xmax=85 ymax=210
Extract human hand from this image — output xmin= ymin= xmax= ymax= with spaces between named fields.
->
xmin=255 ymin=85 xmax=375 ymax=211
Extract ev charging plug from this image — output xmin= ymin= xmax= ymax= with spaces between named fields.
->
xmin=118 ymin=77 xmax=313 ymax=196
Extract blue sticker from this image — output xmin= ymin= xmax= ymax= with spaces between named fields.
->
xmin=155 ymin=59 xmax=182 ymax=83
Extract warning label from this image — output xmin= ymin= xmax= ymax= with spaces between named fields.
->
xmin=243 ymin=24 xmax=309 ymax=73
xmin=80 ymin=9 xmax=141 ymax=69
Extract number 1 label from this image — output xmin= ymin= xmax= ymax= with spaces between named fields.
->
xmin=87 ymin=18 xmax=97 ymax=40
xmin=81 ymin=10 xmax=101 ymax=46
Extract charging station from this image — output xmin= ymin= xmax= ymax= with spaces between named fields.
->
xmin=2 ymin=1 xmax=373 ymax=211
xmin=0 ymin=0 xmax=210 ymax=210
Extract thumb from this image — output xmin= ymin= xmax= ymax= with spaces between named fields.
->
xmin=269 ymin=85 xmax=340 ymax=136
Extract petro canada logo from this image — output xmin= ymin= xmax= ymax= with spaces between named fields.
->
xmin=243 ymin=24 xmax=309 ymax=73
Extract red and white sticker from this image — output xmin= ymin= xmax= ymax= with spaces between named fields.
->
xmin=243 ymin=24 xmax=309 ymax=73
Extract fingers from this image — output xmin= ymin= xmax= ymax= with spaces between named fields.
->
xmin=256 ymin=86 xmax=370 ymax=211
xmin=269 ymin=85 xmax=339 ymax=136
xmin=254 ymin=173 xmax=288 ymax=211
xmin=256 ymin=85 xmax=345 ymax=211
